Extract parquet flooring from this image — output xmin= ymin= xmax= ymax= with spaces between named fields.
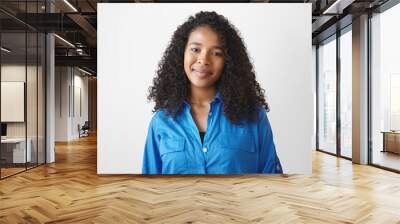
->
xmin=0 ymin=134 xmax=400 ymax=223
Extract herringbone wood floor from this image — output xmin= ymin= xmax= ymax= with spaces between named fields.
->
xmin=0 ymin=134 xmax=400 ymax=223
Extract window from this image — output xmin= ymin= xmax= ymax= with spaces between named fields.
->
xmin=318 ymin=36 xmax=337 ymax=155
xmin=370 ymin=2 xmax=400 ymax=171
xmin=340 ymin=28 xmax=352 ymax=158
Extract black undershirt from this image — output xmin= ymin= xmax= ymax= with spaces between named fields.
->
xmin=199 ymin=132 xmax=205 ymax=144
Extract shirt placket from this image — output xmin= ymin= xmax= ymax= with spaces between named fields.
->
xmin=202 ymin=100 xmax=218 ymax=173
xmin=185 ymin=104 xmax=207 ymax=172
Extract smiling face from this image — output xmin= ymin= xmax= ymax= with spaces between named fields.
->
xmin=184 ymin=26 xmax=225 ymax=90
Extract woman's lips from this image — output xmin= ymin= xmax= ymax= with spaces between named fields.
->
xmin=192 ymin=68 xmax=212 ymax=78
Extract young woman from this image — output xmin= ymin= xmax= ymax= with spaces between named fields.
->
xmin=142 ymin=11 xmax=282 ymax=174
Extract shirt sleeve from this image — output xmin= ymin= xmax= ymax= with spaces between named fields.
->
xmin=142 ymin=116 xmax=162 ymax=174
xmin=257 ymin=109 xmax=283 ymax=174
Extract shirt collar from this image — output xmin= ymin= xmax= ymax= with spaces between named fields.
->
xmin=213 ymin=91 xmax=221 ymax=102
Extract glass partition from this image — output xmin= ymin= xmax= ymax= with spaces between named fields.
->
xmin=317 ymin=36 xmax=337 ymax=155
xmin=1 ymin=31 xmax=28 ymax=177
xmin=27 ymin=31 xmax=38 ymax=169
xmin=27 ymin=0 xmax=40 ymax=170
xmin=0 ymin=1 xmax=46 ymax=179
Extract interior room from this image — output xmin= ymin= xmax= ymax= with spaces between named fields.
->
xmin=0 ymin=0 xmax=399 ymax=223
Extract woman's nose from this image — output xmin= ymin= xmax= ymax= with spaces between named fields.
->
xmin=197 ymin=52 xmax=210 ymax=65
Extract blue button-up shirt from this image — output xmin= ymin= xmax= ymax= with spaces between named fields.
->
xmin=142 ymin=92 xmax=282 ymax=174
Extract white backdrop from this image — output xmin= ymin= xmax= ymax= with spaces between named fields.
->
xmin=98 ymin=3 xmax=313 ymax=174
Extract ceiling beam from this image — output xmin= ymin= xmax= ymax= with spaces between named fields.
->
xmin=67 ymin=13 xmax=97 ymax=46
xmin=55 ymin=55 xmax=96 ymax=69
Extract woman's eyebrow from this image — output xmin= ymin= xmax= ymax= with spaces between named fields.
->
xmin=188 ymin=42 xmax=202 ymax=46
xmin=189 ymin=42 xmax=223 ymax=49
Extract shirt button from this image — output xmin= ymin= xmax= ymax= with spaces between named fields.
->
xmin=203 ymin=147 xmax=208 ymax=153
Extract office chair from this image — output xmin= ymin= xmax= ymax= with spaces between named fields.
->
xmin=79 ymin=121 xmax=90 ymax=138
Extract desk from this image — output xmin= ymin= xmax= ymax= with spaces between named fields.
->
xmin=1 ymin=138 xmax=31 ymax=163
xmin=382 ymin=131 xmax=400 ymax=154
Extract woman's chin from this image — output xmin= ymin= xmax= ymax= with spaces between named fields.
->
xmin=190 ymin=80 xmax=215 ymax=89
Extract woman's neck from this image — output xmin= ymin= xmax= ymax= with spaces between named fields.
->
xmin=189 ymin=85 xmax=216 ymax=106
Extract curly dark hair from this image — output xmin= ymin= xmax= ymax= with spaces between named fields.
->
xmin=148 ymin=11 xmax=269 ymax=123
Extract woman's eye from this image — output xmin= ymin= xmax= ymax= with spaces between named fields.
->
xmin=191 ymin=48 xmax=200 ymax=53
xmin=212 ymin=51 xmax=224 ymax=57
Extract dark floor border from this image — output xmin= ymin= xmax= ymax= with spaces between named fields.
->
xmin=316 ymin=149 xmax=400 ymax=174
xmin=316 ymin=149 xmax=352 ymax=161
xmin=0 ymin=163 xmax=45 ymax=180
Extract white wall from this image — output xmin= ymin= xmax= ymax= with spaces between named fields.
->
xmin=55 ymin=67 xmax=89 ymax=141
xmin=55 ymin=67 xmax=69 ymax=141
xmin=98 ymin=3 xmax=313 ymax=174
xmin=1 ymin=65 xmax=40 ymax=138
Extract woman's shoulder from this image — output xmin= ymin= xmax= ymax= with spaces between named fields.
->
xmin=255 ymin=106 xmax=269 ymax=122
xmin=150 ymin=109 xmax=179 ymax=125
xmin=146 ymin=110 xmax=166 ymax=131
xmin=150 ymin=110 xmax=166 ymax=122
